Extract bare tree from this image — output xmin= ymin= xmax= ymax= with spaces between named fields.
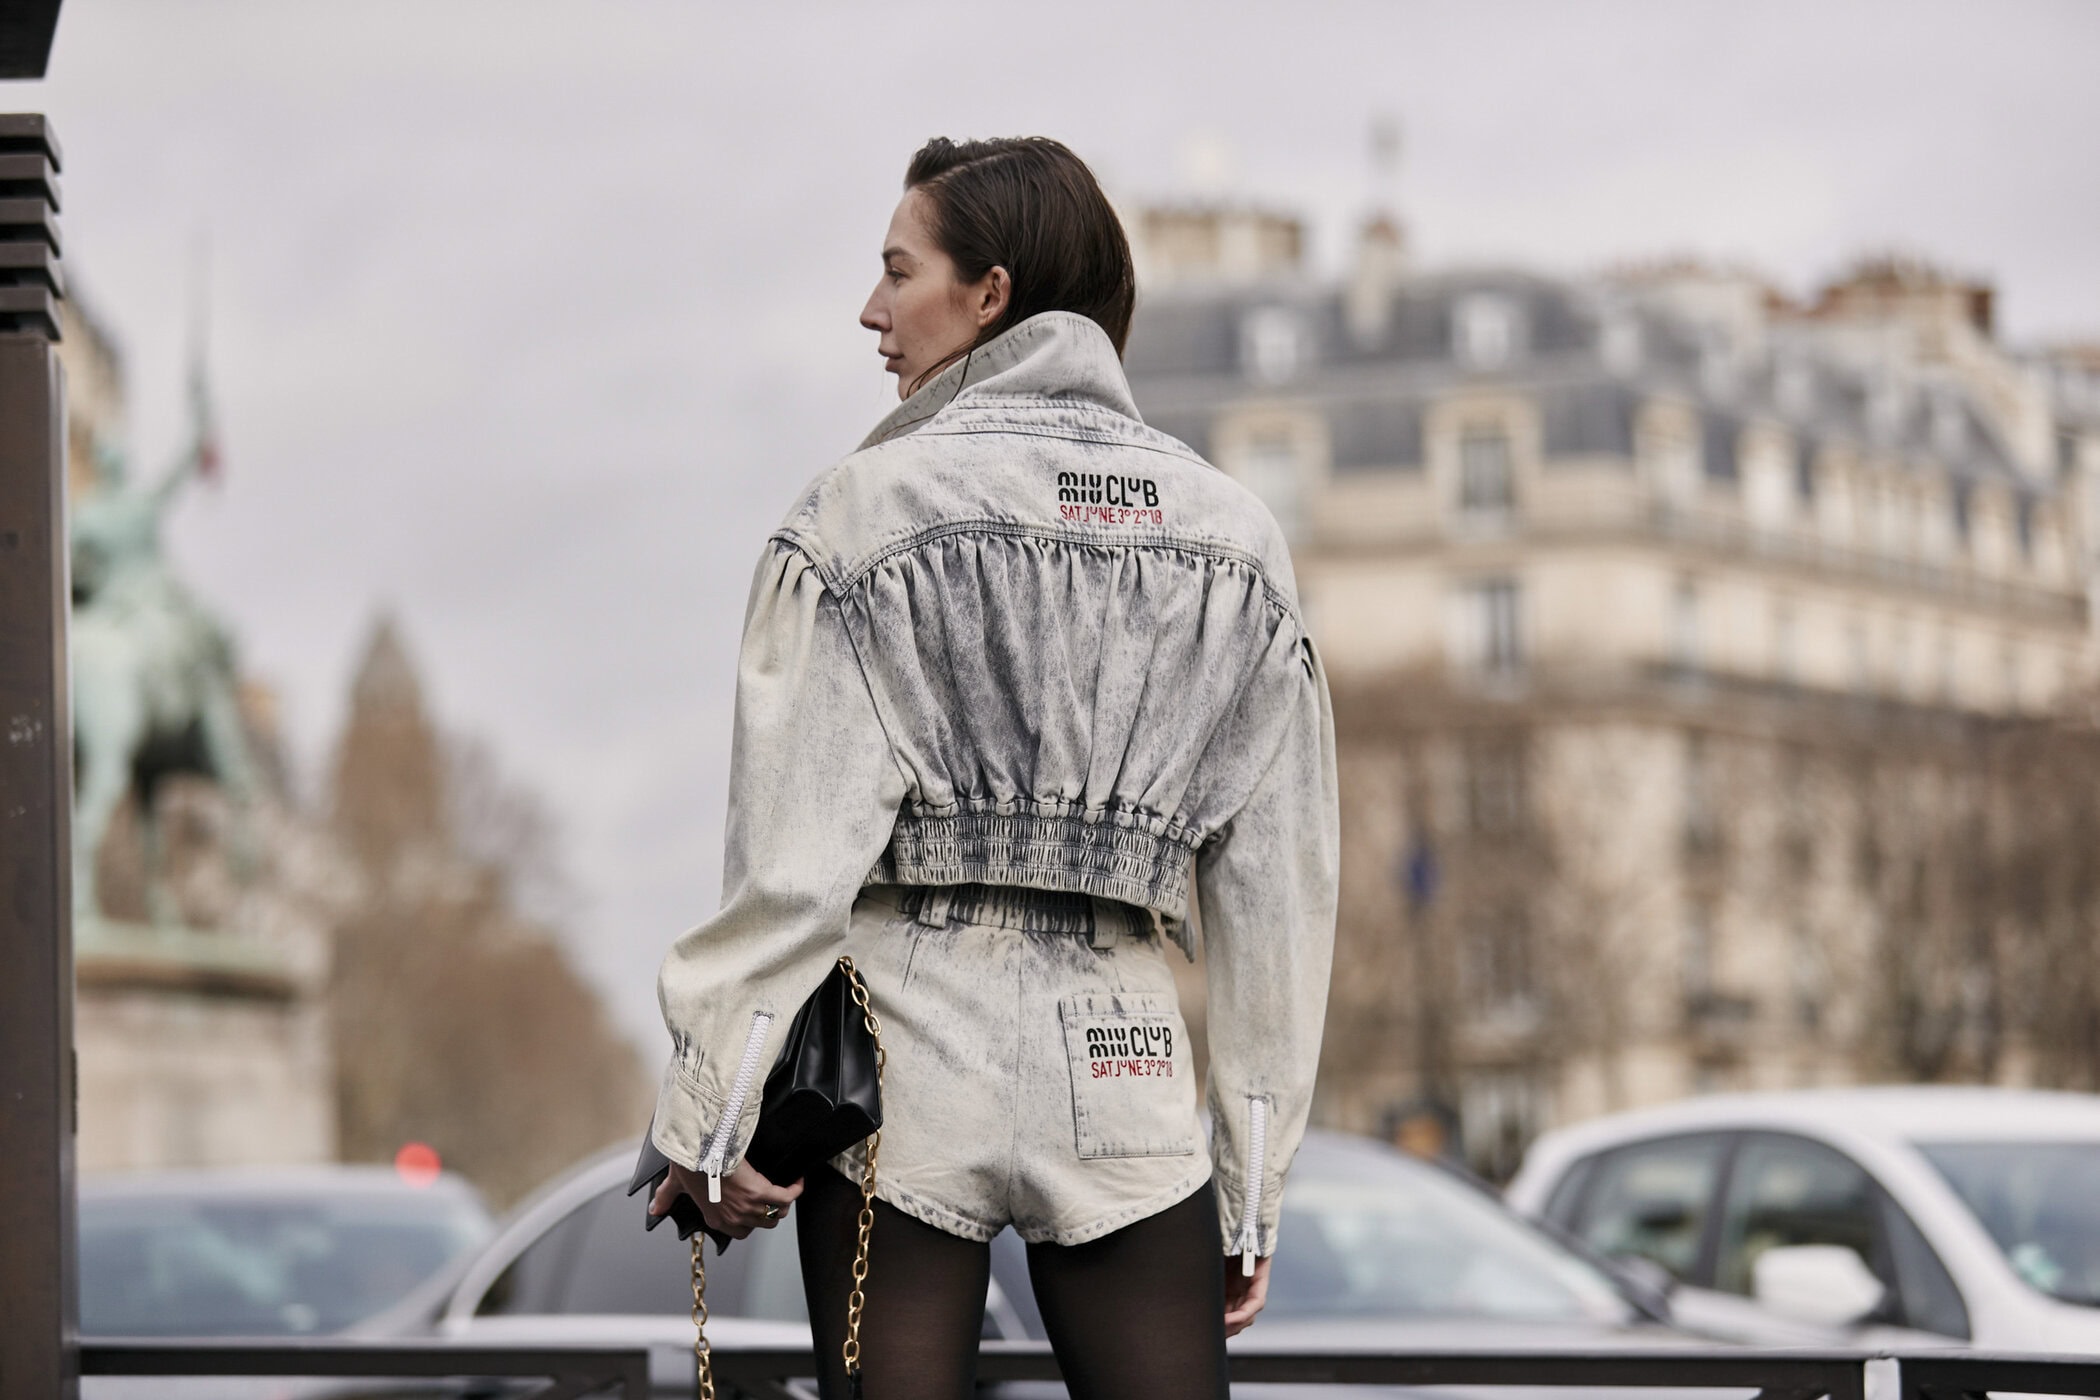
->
xmin=328 ymin=616 xmax=649 ymax=1208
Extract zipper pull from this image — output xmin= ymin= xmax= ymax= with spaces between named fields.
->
xmin=707 ymin=1170 xmax=722 ymax=1204
xmin=1241 ymin=1245 xmax=1256 ymax=1277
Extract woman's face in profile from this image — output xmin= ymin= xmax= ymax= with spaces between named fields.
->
xmin=861 ymin=189 xmax=1005 ymax=400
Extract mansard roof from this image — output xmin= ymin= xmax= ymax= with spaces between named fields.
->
xmin=1124 ymin=267 xmax=2032 ymax=494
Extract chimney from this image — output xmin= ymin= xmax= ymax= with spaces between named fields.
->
xmin=1346 ymin=213 xmax=1407 ymax=348
xmin=1345 ymin=116 xmax=1408 ymax=347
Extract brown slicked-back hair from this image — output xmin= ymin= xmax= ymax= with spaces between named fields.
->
xmin=904 ymin=136 xmax=1136 ymax=374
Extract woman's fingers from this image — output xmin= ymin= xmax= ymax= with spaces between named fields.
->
xmin=1223 ymin=1256 xmax=1271 ymax=1336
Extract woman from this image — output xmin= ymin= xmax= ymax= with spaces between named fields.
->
xmin=649 ymin=136 xmax=1338 ymax=1399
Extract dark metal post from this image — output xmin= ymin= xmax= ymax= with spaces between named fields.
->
xmin=0 ymin=111 xmax=74 ymax=1400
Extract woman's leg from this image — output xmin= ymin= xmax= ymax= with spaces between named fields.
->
xmin=1024 ymin=1180 xmax=1231 ymax=1400
xmin=797 ymin=1162 xmax=991 ymax=1400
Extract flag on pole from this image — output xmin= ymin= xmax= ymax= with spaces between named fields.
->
xmin=189 ymin=233 xmax=222 ymax=484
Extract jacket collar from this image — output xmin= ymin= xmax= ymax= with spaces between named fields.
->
xmin=856 ymin=311 xmax=1142 ymax=452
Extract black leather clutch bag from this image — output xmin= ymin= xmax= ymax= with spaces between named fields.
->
xmin=629 ymin=956 xmax=883 ymax=1253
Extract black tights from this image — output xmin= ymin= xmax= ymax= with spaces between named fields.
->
xmin=797 ymin=1164 xmax=1230 ymax=1400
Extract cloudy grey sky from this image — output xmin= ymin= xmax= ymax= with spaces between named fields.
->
xmin=15 ymin=0 xmax=2098 ymax=1054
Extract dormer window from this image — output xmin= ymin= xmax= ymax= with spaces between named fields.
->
xmin=1931 ymin=394 xmax=1968 ymax=459
xmin=1868 ymin=374 xmax=1909 ymax=444
xmin=1236 ymin=426 xmax=1303 ymax=537
xmin=1240 ymin=307 xmax=1308 ymax=384
xmin=1641 ymin=420 xmax=1701 ymax=506
xmin=1455 ymin=294 xmax=1520 ymax=369
xmin=1699 ymin=327 xmax=1738 ymax=398
xmin=1774 ymin=358 xmax=1815 ymax=418
xmin=1601 ymin=313 xmax=1642 ymax=373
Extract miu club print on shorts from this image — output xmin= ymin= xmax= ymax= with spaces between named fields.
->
xmin=1059 ymin=991 xmax=1199 ymax=1160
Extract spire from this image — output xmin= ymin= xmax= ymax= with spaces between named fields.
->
xmin=333 ymin=610 xmax=446 ymax=871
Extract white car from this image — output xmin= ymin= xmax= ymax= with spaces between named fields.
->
xmin=1505 ymin=1086 xmax=2100 ymax=1352
xmin=358 ymin=1131 xmax=1814 ymax=1397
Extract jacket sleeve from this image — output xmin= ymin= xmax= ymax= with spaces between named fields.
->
xmin=1195 ymin=629 xmax=1339 ymax=1268
xmin=651 ymin=538 xmax=906 ymax=1194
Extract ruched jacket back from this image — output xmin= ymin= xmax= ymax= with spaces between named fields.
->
xmin=654 ymin=311 xmax=1339 ymax=1259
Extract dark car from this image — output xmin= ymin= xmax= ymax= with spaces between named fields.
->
xmin=81 ymin=1163 xmax=494 ymax=1399
xmin=82 ymin=1164 xmax=494 ymax=1339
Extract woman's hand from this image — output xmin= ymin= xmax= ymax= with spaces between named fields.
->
xmin=650 ymin=1158 xmax=804 ymax=1240
xmin=1223 ymin=1254 xmax=1270 ymax=1336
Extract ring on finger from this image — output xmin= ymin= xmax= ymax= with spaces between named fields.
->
xmin=762 ymin=1203 xmax=784 ymax=1220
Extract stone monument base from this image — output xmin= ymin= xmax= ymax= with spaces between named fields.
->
xmin=75 ymin=917 xmax=335 ymax=1173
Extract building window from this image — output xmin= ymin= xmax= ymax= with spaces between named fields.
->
xmin=1236 ymin=427 xmax=1302 ymax=537
xmin=1240 ymin=307 xmax=1307 ymax=384
xmin=1682 ymin=901 xmax=1715 ymax=1000
xmin=1772 ymin=601 xmax=1798 ymax=686
xmin=1463 ymin=738 xmax=1529 ymax=835
xmin=1672 ymin=578 xmax=1702 ymax=677
xmin=1643 ymin=424 xmax=1701 ymax=507
xmin=1457 ymin=426 xmax=1515 ymax=523
xmin=1451 ymin=577 xmax=1523 ymax=677
xmin=1699 ymin=326 xmax=1738 ymax=398
xmin=1455 ymin=294 xmax=1519 ymax=369
xmin=1932 ymin=394 xmax=1968 ymax=460
xmin=1601 ymin=313 xmax=1642 ymax=373
xmin=1792 ymin=918 xmax=1823 ymax=1030
xmin=1775 ymin=358 xmax=1816 ymax=418
xmin=1460 ymin=901 xmax=1536 ymax=1019
xmin=1869 ymin=374 xmax=1909 ymax=444
xmin=1683 ymin=734 xmax=1720 ymax=856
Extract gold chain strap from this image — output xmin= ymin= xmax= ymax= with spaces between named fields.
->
xmin=690 ymin=1234 xmax=715 ymax=1400
xmin=685 ymin=956 xmax=884 ymax=1399
xmin=841 ymin=956 xmax=885 ymax=1388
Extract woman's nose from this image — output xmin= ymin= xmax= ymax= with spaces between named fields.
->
xmin=859 ymin=286 xmax=888 ymax=333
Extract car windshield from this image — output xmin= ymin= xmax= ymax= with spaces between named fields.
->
xmin=1266 ymin=1160 xmax=1632 ymax=1323
xmin=80 ymin=1190 xmax=491 ymax=1336
xmin=1917 ymin=1141 xmax=2100 ymax=1307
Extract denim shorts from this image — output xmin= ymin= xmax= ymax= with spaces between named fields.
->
xmin=827 ymin=883 xmax=1212 ymax=1246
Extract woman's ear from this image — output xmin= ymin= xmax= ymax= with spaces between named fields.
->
xmin=974 ymin=266 xmax=1012 ymax=329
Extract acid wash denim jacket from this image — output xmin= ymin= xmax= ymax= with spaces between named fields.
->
xmin=653 ymin=309 xmax=1339 ymax=1262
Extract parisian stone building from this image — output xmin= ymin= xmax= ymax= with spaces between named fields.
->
xmin=1125 ymin=202 xmax=2100 ymax=1177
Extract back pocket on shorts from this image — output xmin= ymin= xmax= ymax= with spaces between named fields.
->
xmin=1059 ymin=991 xmax=1198 ymax=1160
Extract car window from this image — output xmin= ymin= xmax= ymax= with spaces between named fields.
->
xmin=478 ymin=1186 xmax=806 ymax=1322
xmin=1265 ymin=1169 xmax=1630 ymax=1322
xmin=1917 ymin=1140 xmax=2100 ymax=1308
xmin=477 ymin=1203 xmax=590 ymax=1315
xmin=1713 ymin=1134 xmax=1885 ymax=1300
xmin=1571 ymin=1134 xmax=1727 ymax=1282
xmin=1540 ymin=1153 xmax=1598 ymax=1230
xmin=80 ymin=1191 xmax=488 ymax=1337
xmin=1879 ymin=1193 xmax=1969 ymax=1339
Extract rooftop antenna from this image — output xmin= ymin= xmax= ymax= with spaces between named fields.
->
xmin=1368 ymin=114 xmax=1402 ymax=217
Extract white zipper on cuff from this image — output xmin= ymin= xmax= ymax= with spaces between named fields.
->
xmin=1233 ymin=1095 xmax=1269 ymax=1276
xmin=697 ymin=1011 xmax=774 ymax=1203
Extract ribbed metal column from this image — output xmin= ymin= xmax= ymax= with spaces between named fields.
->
xmin=0 ymin=110 xmax=76 ymax=1400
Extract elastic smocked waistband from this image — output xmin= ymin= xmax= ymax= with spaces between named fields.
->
xmin=861 ymin=882 xmax=1159 ymax=943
